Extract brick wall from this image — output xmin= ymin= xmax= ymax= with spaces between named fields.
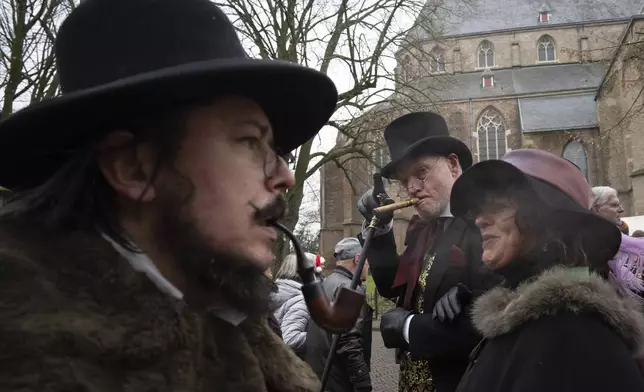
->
xmin=596 ymin=19 xmax=644 ymax=215
xmin=400 ymin=21 xmax=626 ymax=75
xmin=523 ymin=128 xmax=602 ymax=186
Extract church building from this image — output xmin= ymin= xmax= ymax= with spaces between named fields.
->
xmin=320 ymin=0 xmax=644 ymax=260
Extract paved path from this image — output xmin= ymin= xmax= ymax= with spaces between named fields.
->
xmin=371 ymin=330 xmax=399 ymax=392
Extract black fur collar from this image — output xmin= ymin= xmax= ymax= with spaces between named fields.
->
xmin=472 ymin=267 xmax=644 ymax=356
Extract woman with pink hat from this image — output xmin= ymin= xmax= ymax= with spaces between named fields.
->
xmin=448 ymin=149 xmax=644 ymax=392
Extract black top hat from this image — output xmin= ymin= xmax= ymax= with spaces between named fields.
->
xmin=380 ymin=112 xmax=473 ymax=179
xmin=0 ymin=0 xmax=337 ymax=191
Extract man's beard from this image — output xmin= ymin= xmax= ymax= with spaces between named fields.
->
xmin=418 ymin=197 xmax=449 ymax=221
xmin=153 ymin=192 xmax=283 ymax=317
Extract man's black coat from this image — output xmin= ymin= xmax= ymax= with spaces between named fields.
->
xmin=306 ymin=267 xmax=373 ymax=392
xmin=365 ymin=217 xmax=500 ymax=392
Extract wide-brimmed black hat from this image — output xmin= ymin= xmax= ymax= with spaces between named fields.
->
xmin=380 ymin=112 xmax=473 ymax=179
xmin=451 ymin=149 xmax=621 ymax=268
xmin=0 ymin=0 xmax=338 ymax=191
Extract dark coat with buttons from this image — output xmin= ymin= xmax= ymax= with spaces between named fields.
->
xmin=366 ymin=217 xmax=501 ymax=392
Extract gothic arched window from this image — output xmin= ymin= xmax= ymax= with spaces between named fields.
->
xmin=371 ymin=147 xmax=389 ymax=174
xmin=563 ymin=140 xmax=588 ymax=180
xmin=429 ymin=48 xmax=445 ymax=73
xmin=537 ymin=35 xmax=556 ymax=62
xmin=476 ymin=108 xmax=507 ymax=161
xmin=478 ymin=41 xmax=494 ymax=68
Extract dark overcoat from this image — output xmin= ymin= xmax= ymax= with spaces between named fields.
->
xmin=457 ymin=267 xmax=644 ymax=392
xmin=365 ymin=217 xmax=501 ymax=391
xmin=0 ymin=218 xmax=319 ymax=391
xmin=306 ymin=267 xmax=373 ymax=392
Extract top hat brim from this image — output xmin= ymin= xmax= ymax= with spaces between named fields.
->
xmin=380 ymin=135 xmax=473 ymax=179
xmin=0 ymin=58 xmax=337 ymax=191
xmin=451 ymin=159 xmax=621 ymax=268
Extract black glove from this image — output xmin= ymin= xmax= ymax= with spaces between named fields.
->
xmin=432 ymin=284 xmax=473 ymax=323
xmin=349 ymin=364 xmax=372 ymax=392
xmin=380 ymin=307 xmax=414 ymax=349
xmin=357 ymin=173 xmax=395 ymax=226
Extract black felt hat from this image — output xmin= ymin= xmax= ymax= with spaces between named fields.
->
xmin=0 ymin=0 xmax=337 ymax=191
xmin=450 ymin=149 xmax=621 ymax=269
xmin=380 ymin=112 xmax=473 ymax=179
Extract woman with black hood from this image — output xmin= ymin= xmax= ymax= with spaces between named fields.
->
xmin=448 ymin=149 xmax=644 ymax=392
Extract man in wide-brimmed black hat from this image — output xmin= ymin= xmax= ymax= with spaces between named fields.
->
xmin=0 ymin=0 xmax=336 ymax=390
xmin=357 ymin=112 xmax=500 ymax=392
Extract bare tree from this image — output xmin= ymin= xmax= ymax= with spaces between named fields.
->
xmin=292 ymin=177 xmax=322 ymax=255
xmin=220 ymin=0 xmax=469 ymax=261
xmin=0 ymin=0 xmax=78 ymax=117
xmin=600 ymin=34 xmax=644 ymax=136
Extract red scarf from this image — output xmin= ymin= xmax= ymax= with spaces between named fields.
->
xmin=392 ymin=215 xmax=441 ymax=308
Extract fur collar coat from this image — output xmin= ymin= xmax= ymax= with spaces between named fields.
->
xmin=0 ymin=218 xmax=319 ymax=392
xmin=456 ymin=267 xmax=644 ymax=392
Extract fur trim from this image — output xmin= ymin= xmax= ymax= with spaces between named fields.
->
xmin=472 ymin=267 xmax=644 ymax=356
xmin=0 ymin=218 xmax=320 ymax=391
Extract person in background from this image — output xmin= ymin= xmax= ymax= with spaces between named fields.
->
xmin=357 ymin=112 xmax=501 ymax=392
xmin=271 ymin=253 xmax=312 ymax=359
xmin=314 ymin=253 xmax=327 ymax=280
xmin=632 ymin=230 xmax=644 ymax=238
xmin=450 ymin=149 xmax=644 ymax=392
xmin=609 ymin=233 xmax=644 ymax=301
xmin=592 ymin=186 xmax=629 ymax=235
xmin=306 ymin=237 xmax=373 ymax=392
xmin=590 ymin=187 xmax=644 ymax=300
xmin=265 ymin=268 xmax=283 ymax=339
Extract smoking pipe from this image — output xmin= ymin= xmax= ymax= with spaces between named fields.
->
xmin=270 ymin=198 xmax=419 ymax=335
xmin=272 ymin=221 xmax=364 ymax=334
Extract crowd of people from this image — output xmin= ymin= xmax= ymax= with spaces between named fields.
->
xmin=0 ymin=0 xmax=643 ymax=391
xmin=266 ymin=240 xmax=374 ymax=392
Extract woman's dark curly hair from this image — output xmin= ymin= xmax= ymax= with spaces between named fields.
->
xmin=470 ymin=180 xmax=606 ymax=277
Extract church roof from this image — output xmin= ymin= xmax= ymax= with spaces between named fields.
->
xmin=414 ymin=0 xmax=641 ymax=39
xmin=519 ymin=93 xmax=598 ymax=132
xmin=416 ymin=62 xmax=608 ymax=101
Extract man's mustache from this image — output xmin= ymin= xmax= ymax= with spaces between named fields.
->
xmin=252 ymin=194 xmax=287 ymax=224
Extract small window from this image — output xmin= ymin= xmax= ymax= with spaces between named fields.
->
xmin=372 ymin=147 xmax=390 ymax=175
xmin=563 ymin=140 xmax=588 ymax=180
xmin=429 ymin=48 xmax=446 ymax=73
xmin=478 ymin=41 xmax=494 ymax=68
xmin=482 ymin=75 xmax=494 ymax=88
xmin=537 ymin=35 xmax=556 ymax=62
xmin=539 ymin=11 xmax=550 ymax=23
xmin=477 ymin=108 xmax=507 ymax=161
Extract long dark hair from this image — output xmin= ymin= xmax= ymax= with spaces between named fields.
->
xmin=0 ymin=109 xmax=191 ymax=251
xmin=473 ymin=181 xmax=600 ymax=286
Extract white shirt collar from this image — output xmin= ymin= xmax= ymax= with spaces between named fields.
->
xmin=102 ymin=233 xmax=184 ymax=300
xmin=440 ymin=203 xmax=453 ymax=218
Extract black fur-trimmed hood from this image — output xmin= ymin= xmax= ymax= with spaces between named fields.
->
xmin=472 ymin=267 xmax=644 ymax=356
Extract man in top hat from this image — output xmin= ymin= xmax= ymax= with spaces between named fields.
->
xmin=0 ymin=0 xmax=337 ymax=390
xmin=357 ymin=112 xmax=501 ymax=392
xmin=306 ymin=237 xmax=373 ymax=392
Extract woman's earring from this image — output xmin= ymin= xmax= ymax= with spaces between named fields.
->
xmin=542 ymin=243 xmax=548 ymax=252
